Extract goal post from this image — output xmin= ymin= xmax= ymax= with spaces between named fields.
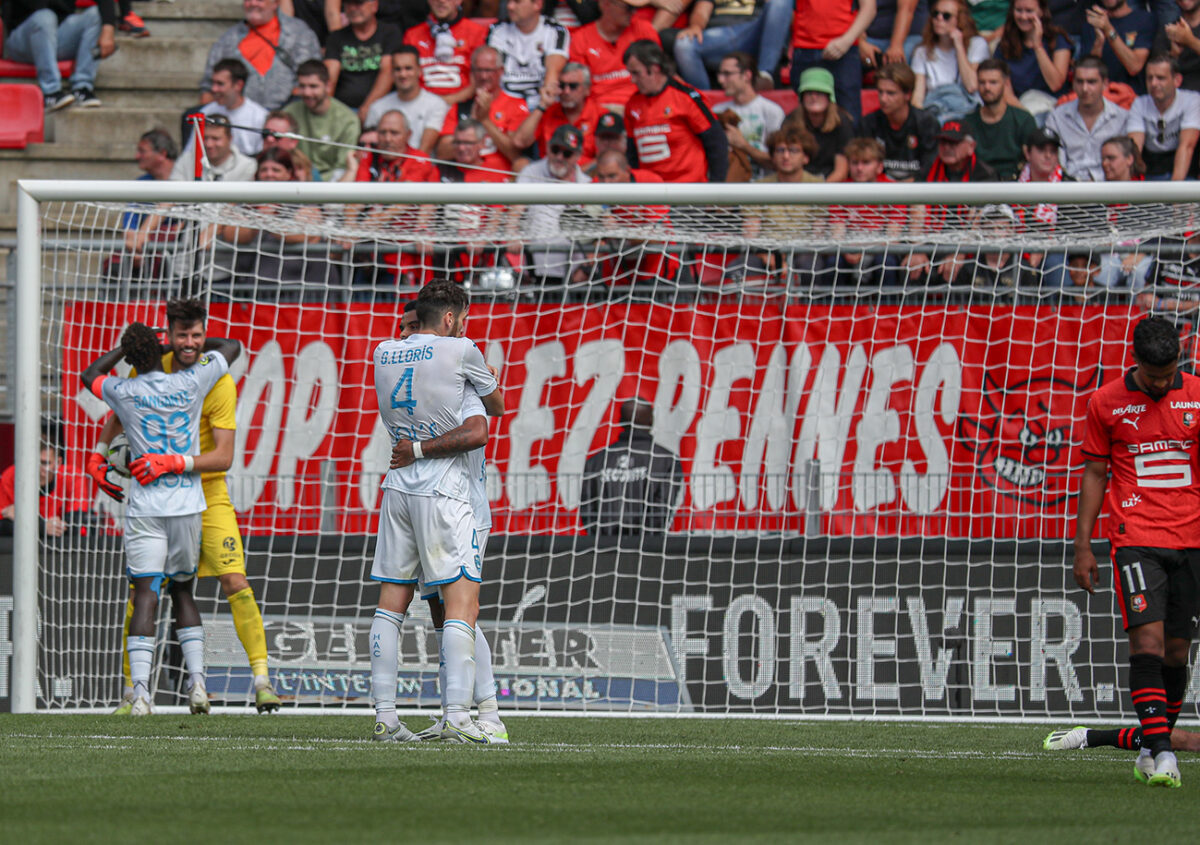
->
xmin=11 ymin=178 xmax=1200 ymax=719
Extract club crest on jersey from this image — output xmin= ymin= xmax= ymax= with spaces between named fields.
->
xmin=907 ymin=134 xmax=918 ymax=149
xmin=664 ymin=106 xmax=671 ymax=116
xmin=957 ymin=368 xmax=1100 ymax=507
xmin=1132 ymin=594 xmax=1147 ymax=613
xmin=1185 ymin=412 xmax=1196 ymax=428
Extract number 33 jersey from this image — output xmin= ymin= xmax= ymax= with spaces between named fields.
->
xmin=1081 ymin=368 xmax=1200 ymax=548
xmin=374 ymin=334 xmax=497 ymax=501
xmin=100 ymin=350 xmax=229 ymax=518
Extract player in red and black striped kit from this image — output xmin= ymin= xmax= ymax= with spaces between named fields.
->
xmin=1063 ymin=316 xmax=1200 ymax=788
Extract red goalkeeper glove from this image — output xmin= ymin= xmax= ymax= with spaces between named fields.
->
xmin=85 ymin=451 xmax=124 ymax=502
xmin=129 ymin=453 xmax=192 ymax=485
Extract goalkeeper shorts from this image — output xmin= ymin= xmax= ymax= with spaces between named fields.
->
xmin=198 ymin=500 xmax=245 ymax=578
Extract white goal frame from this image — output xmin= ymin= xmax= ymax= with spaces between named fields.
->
xmin=13 ymin=177 xmax=1200 ymax=715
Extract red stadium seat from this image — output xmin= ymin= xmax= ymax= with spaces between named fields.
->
xmin=0 ymin=20 xmax=75 ymax=81
xmin=703 ymin=89 xmax=799 ymax=115
xmin=0 ymin=83 xmax=45 ymax=148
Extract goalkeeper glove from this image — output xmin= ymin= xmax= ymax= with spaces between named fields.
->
xmin=129 ymin=453 xmax=194 ymax=485
xmin=85 ymin=451 xmax=124 ymax=502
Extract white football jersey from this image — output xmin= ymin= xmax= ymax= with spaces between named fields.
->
xmin=487 ymin=17 xmax=569 ymax=109
xmin=461 ymin=390 xmax=491 ymax=530
xmin=101 ymin=350 xmax=228 ymax=518
xmin=375 ymin=333 xmax=497 ymax=500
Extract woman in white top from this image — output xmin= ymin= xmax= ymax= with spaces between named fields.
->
xmin=910 ymin=0 xmax=989 ymax=120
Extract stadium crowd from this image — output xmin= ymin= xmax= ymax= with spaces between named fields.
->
xmin=21 ymin=0 xmax=1200 ymax=291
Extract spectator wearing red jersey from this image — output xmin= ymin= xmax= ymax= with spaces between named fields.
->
xmin=364 ymin=45 xmax=451 ymax=153
xmin=587 ymin=150 xmax=679 ymax=285
xmin=586 ymin=110 xmax=635 ymax=174
xmin=791 ymin=0 xmax=877 ymax=125
xmin=403 ymin=0 xmax=489 ymax=106
xmin=570 ymin=0 xmax=663 ymax=110
xmin=0 ymin=427 xmax=91 ymax=538
xmin=829 ymin=137 xmax=905 ymax=286
xmin=435 ymin=45 xmax=542 ymax=171
xmin=535 ymin=63 xmax=605 ymax=161
xmin=623 ymin=39 xmax=729 ymax=182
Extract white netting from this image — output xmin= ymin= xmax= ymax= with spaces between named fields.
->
xmin=15 ymin=183 xmax=1200 ymax=717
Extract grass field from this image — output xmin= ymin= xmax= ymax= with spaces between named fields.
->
xmin=0 ymin=715 xmax=1193 ymax=843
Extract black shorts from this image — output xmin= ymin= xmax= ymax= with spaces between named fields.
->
xmin=1111 ymin=546 xmax=1200 ymax=638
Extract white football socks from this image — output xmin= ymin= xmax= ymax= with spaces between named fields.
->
xmin=473 ymin=624 xmax=501 ymax=723
xmin=128 ymin=635 xmax=154 ymax=701
xmin=442 ymin=619 xmax=476 ymax=727
xmin=370 ymin=608 xmax=405 ymax=727
xmin=434 ymin=627 xmax=448 ymax=717
xmin=176 ymin=626 xmax=206 ymax=691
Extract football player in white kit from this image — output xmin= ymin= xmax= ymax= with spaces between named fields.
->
xmin=389 ymin=300 xmax=507 ymax=743
xmin=81 ymin=322 xmax=241 ymax=716
xmin=369 ymin=281 xmax=504 ymax=743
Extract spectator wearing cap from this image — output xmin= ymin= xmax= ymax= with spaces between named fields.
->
xmin=587 ymin=111 xmax=631 ymax=174
xmin=169 ymin=115 xmax=257 ymax=182
xmin=364 ymin=45 xmax=450 ymax=153
xmin=324 ymin=0 xmax=404 ymax=121
xmin=1015 ymin=125 xmax=1072 ymax=287
xmin=1126 ymin=54 xmax=1200 ymax=181
xmin=535 ymin=62 xmax=605 ymax=162
xmin=673 ymin=0 xmax=793 ymax=90
xmin=791 ymin=0 xmax=877 ymax=125
xmin=1080 ymin=0 xmax=1152 ymax=95
xmin=961 ymin=58 xmax=1037 ymax=180
xmin=569 ymin=0 xmax=662 ymax=111
xmin=1043 ymin=57 xmax=1129 ymax=181
xmin=858 ymin=62 xmax=940 ymax=181
xmin=786 ymin=67 xmax=854 ymax=181
xmin=403 ymin=0 xmax=489 ymax=107
xmin=624 ymin=39 xmax=729 ymax=182
xmin=180 ymin=58 xmax=269 ymax=164
xmin=516 ymin=124 xmax=592 ymax=283
xmin=1 ymin=0 xmax=116 ymax=110
xmin=200 ymin=0 xmax=322 ymax=111
xmin=284 ymin=59 xmax=363 ymax=180
xmin=714 ymin=52 xmax=785 ymax=181
xmin=859 ymin=0 xmax=927 ymax=68
xmin=927 ymin=119 xmax=995 ymax=181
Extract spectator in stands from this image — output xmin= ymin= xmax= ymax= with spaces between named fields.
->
xmin=586 ymin=110 xmax=629 ymax=174
xmin=345 ymin=109 xmax=440 ymax=182
xmin=1158 ymin=0 xmax=1200 ymax=92
xmin=516 ymin=124 xmax=590 ymax=283
xmin=672 ymin=0 xmax=791 ymax=90
xmin=926 ymin=119 xmax=995 ymax=181
xmin=281 ymin=0 xmax=341 ymax=45
xmin=962 ymin=58 xmax=1038 ymax=181
xmin=1081 ymin=0 xmax=1153 ymax=95
xmin=284 ymin=60 xmax=362 ymax=180
xmin=594 ymin=147 xmax=662 ymax=183
xmin=1013 ymin=126 xmax=1071 ymax=287
xmin=966 ymin=0 xmax=1006 ymax=39
xmin=365 ymin=45 xmax=450 ymax=153
xmin=910 ymin=0 xmax=987 ymax=121
xmin=488 ymin=0 xmax=571 ymax=109
xmin=0 ymin=424 xmax=90 ymax=538
xmin=791 ymin=0 xmax=876 ymax=125
xmin=291 ymin=148 xmax=317 ymax=180
xmin=123 ymin=128 xmax=177 ymax=246
xmin=859 ymin=62 xmax=939 ymax=181
xmin=828 ymin=137 xmax=905 ymax=286
xmin=201 ymin=0 xmax=322 ymax=111
xmin=1126 ymin=54 xmax=1200 ymax=181
xmin=261 ymin=110 xmax=302 ymax=154
xmin=859 ymin=0 xmax=926 ymax=67
xmin=569 ymin=0 xmax=661 ymax=111
xmin=580 ymin=398 xmax=682 ymax=537
xmin=624 ymin=39 xmax=728 ymax=182
xmin=404 ymin=0 xmax=489 ymax=107
xmin=170 ymin=115 xmax=257 ymax=182
xmin=1044 ymin=57 xmax=1129 ymax=181
xmin=535 ymin=62 xmax=603 ymax=161
xmin=741 ymin=127 xmax=823 ymax=283
xmin=2 ymin=0 xmax=115 ymax=110
xmin=993 ymin=0 xmax=1072 ymax=117
xmin=324 ymin=0 xmax=403 ymax=120
xmin=436 ymin=45 xmax=540 ymax=170
xmin=181 ymin=58 xmax=269 ymax=163
xmin=581 ymin=150 xmax=677 ymax=287
xmin=440 ymin=118 xmax=513 ymax=182
xmin=787 ymin=67 xmax=853 ymax=181
xmin=1094 ymin=135 xmax=1152 ymax=289
xmin=713 ymin=52 xmax=783 ymax=181
xmin=437 ymin=118 xmax=517 ymax=283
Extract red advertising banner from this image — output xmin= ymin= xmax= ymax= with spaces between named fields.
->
xmin=61 ymin=302 xmax=1142 ymax=538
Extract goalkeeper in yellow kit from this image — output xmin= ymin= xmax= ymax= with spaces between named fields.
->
xmin=87 ymin=298 xmax=280 ymax=713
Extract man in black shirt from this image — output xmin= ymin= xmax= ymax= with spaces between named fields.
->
xmin=324 ymin=0 xmax=404 ymax=117
xmin=580 ymin=399 xmax=683 ymax=537
xmin=857 ymin=62 xmax=940 ymax=182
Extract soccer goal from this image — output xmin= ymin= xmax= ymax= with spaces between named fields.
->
xmin=10 ymin=178 xmax=1200 ymax=719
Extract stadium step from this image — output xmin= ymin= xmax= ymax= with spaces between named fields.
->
xmin=47 ymin=106 xmax=192 ymax=148
xmin=97 ymin=38 xmax=217 ymax=77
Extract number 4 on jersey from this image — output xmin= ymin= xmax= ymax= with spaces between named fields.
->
xmin=391 ymin=366 xmax=417 ymax=415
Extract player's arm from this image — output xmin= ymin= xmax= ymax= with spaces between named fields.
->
xmin=202 ymin=427 xmax=235 ymax=473
xmin=203 ymin=336 xmax=242 ymax=365
xmin=390 ymin=415 xmax=488 ymax=468
xmin=1072 ymin=458 xmax=1109 ymax=594
xmin=81 ymin=346 xmax=126 ymax=397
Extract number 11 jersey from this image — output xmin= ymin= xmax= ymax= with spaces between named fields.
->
xmin=1081 ymin=368 xmax=1200 ymax=548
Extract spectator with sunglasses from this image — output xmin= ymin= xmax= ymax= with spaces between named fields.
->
xmin=1126 ymin=54 xmax=1200 ymax=181
xmin=534 ymin=62 xmax=604 ymax=162
xmin=516 ymin=124 xmax=590 ymax=283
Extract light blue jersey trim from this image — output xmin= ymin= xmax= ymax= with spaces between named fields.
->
xmin=370 ymin=575 xmax=419 ymax=584
xmin=425 ymin=567 xmax=482 ymax=587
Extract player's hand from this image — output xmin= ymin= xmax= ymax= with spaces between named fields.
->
xmin=390 ymin=440 xmax=416 ymax=469
xmin=85 ymin=451 xmax=124 ymax=502
xmin=129 ymin=453 xmax=187 ymax=485
xmin=1073 ymin=546 xmax=1100 ymax=594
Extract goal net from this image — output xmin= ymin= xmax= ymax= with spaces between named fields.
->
xmin=11 ymin=179 xmax=1200 ymax=720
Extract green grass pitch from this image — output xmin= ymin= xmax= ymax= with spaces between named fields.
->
xmin=1 ymin=715 xmax=1193 ymax=843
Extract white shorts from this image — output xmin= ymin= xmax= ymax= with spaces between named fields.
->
xmin=124 ymin=513 xmax=202 ymax=581
xmin=419 ymin=528 xmax=488 ymax=600
xmin=371 ymin=489 xmax=481 ymax=588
